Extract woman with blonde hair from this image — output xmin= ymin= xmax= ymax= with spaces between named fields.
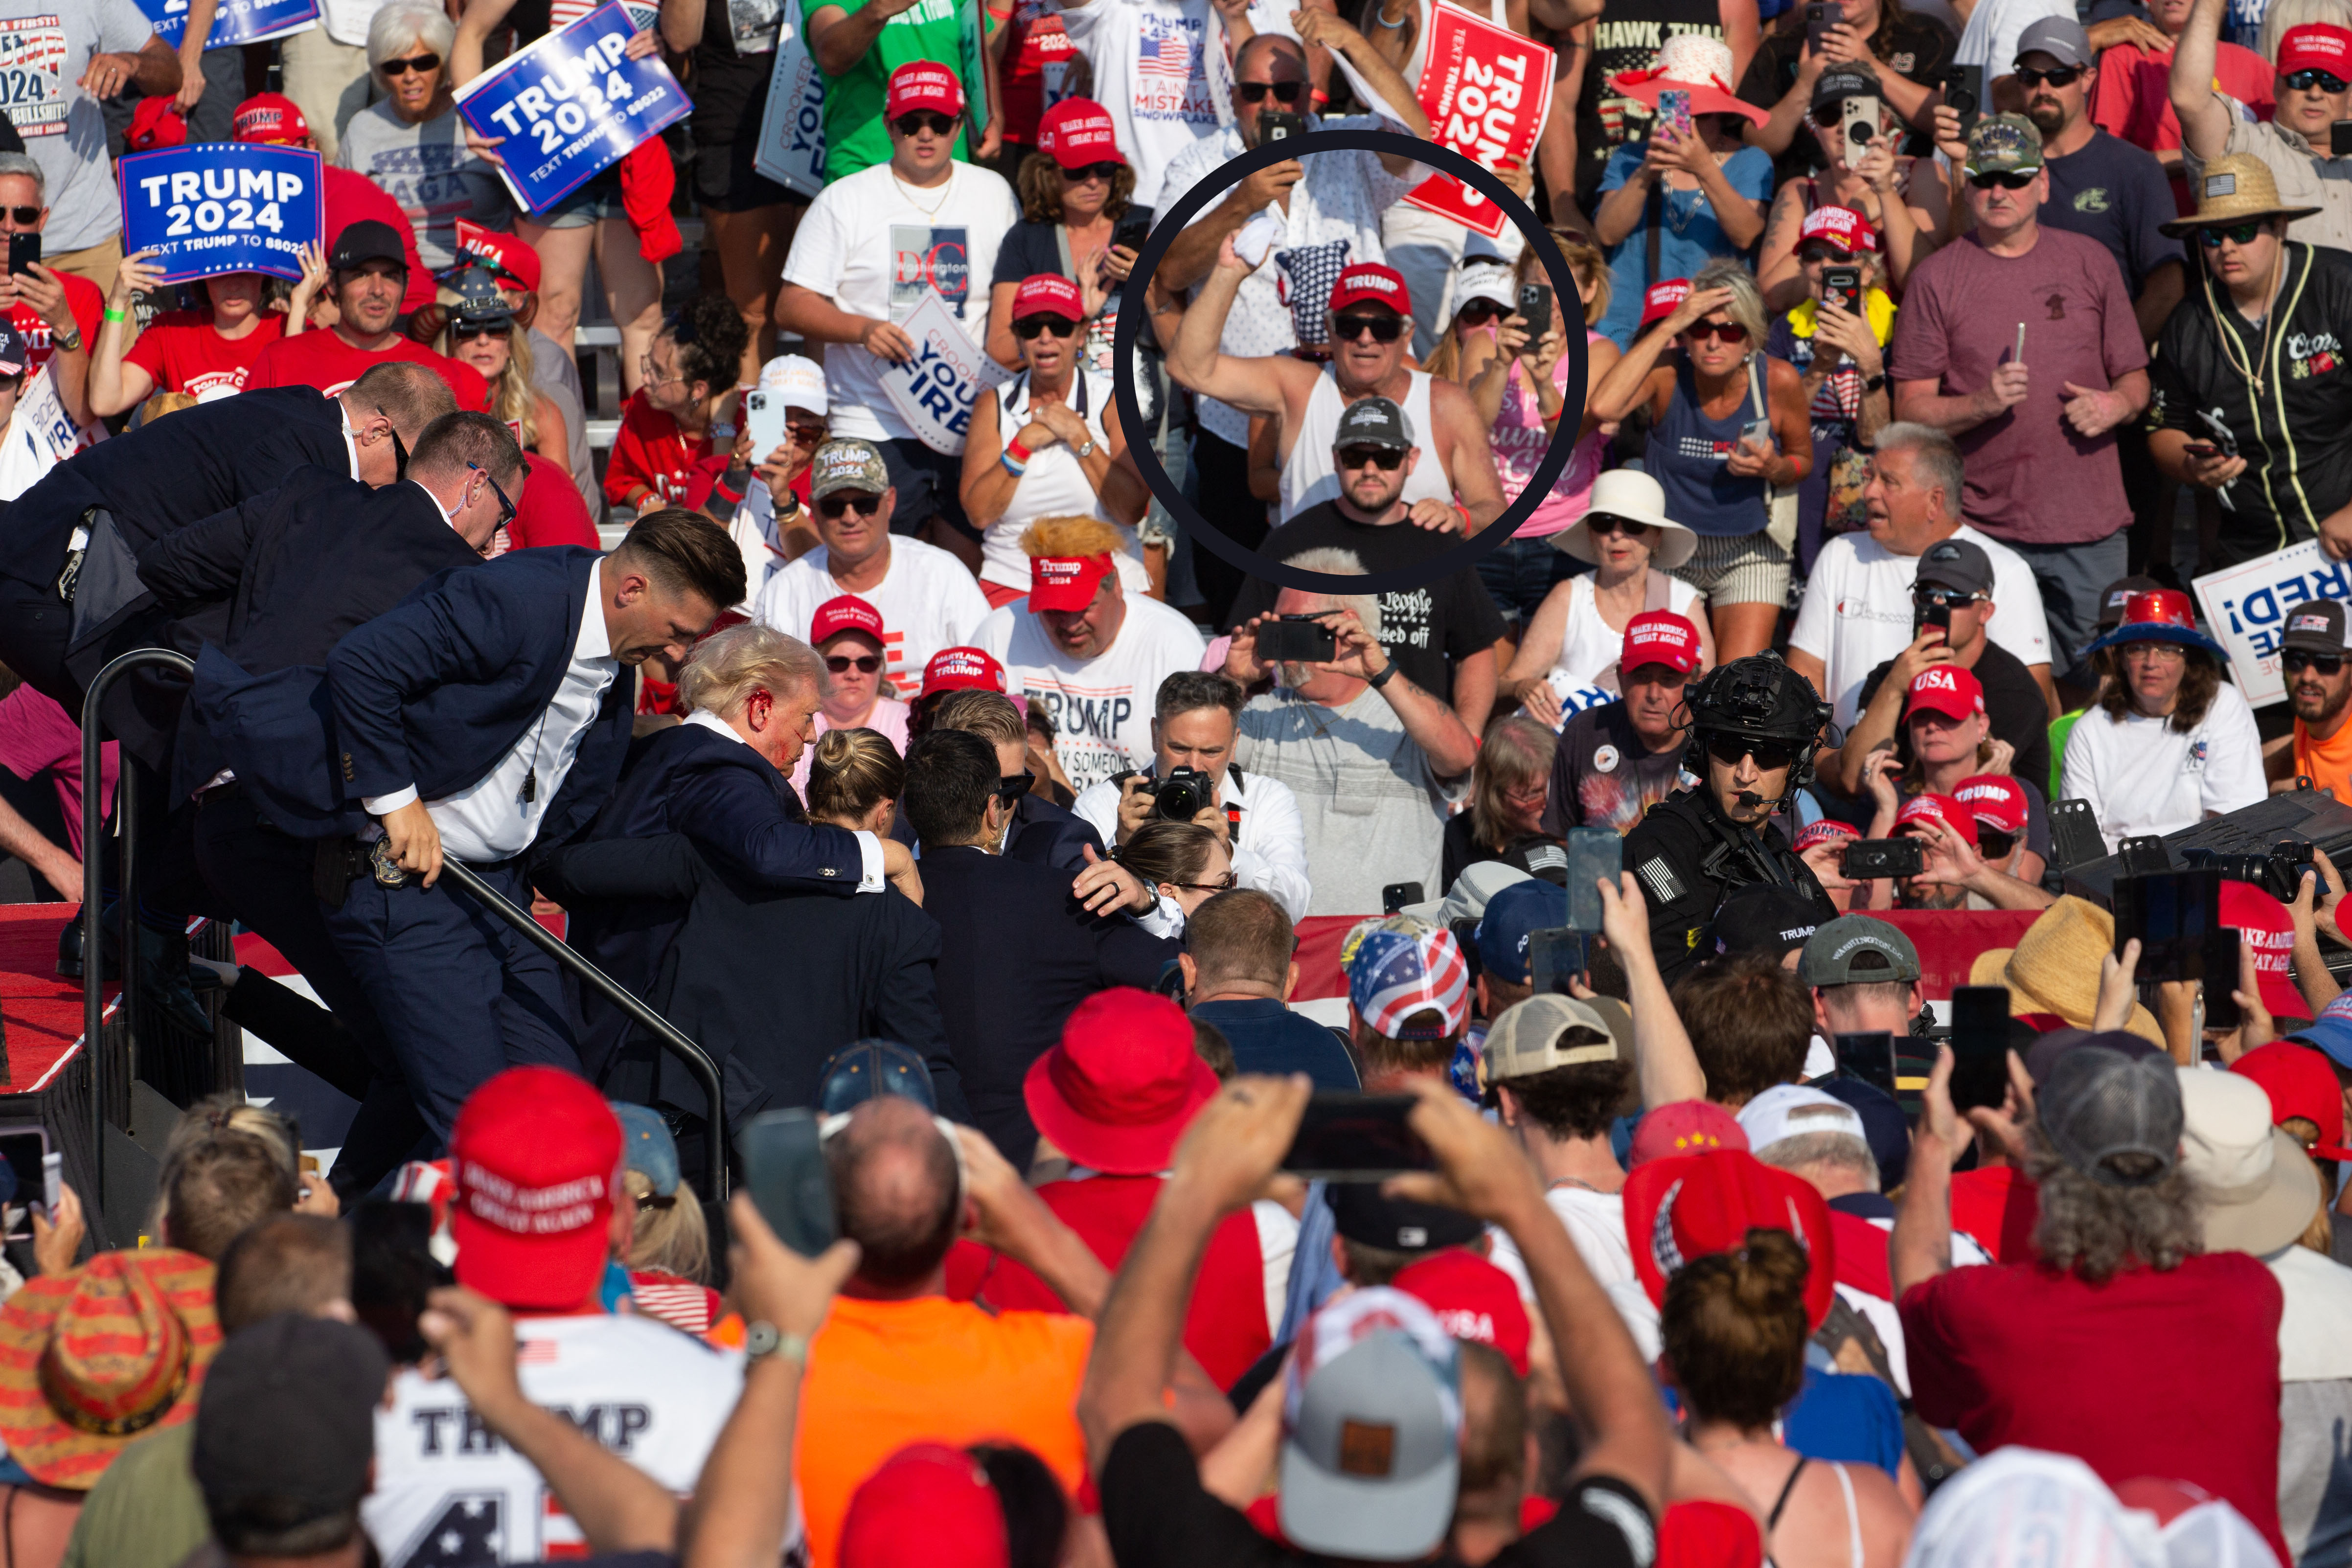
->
xmin=806 ymin=728 xmax=909 ymax=842
xmin=612 ymin=1103 xmax=719 ymax=1336
xmin=1441 ymin=715 xmax=1561 ymax=889
xmin=435 ymin=268 xmax=569 ymax=478
xmin=1589 ymin=258 xmax=1812 ymax=660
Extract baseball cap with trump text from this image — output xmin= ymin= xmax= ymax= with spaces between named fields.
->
xmin=230 ymin=91 xmax=310 ymax=145
xmin=1329 ymin=263 xmax=1412 ymax=316
xmin=449 ymin=1067 xmax=623 ymax=1310
xmin=1030 ymin=553 xmax=1115 ymax=612
xmin=1895 ymin=793 xmax=1978 ymax=848
xmin=921 ymin=646 xmax=1007 ymax=697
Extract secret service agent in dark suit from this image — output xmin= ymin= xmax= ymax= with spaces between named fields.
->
xmin=0 ymin=363 xmax=454 ymax=715
xmin=537 ymin=829 xmax=958 ymax=1125
xmin=545 ymin=629 xmax=911 ymax=1110
xmin=153 ymin=414 xmax=506 ymax=1197
xmin=887 ymin=785 xmax=1106 ymax=871
xmin=904 ymin=727 xmax=1177 ymax=1168
xmin=199 ymin=510 xmax=746 ymax=1156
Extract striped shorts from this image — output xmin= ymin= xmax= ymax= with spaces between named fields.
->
xmin=1677 ymin=529 xmax=1791 ymax=608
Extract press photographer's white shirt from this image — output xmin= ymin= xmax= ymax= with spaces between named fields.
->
xmin=1072 ymin=763 xmax=1313 ymax=921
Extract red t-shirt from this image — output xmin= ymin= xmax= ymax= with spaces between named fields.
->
xmin=997 ymin=0 xmax=1077 ymax=145
xmin=245 ymin=327 xmax=490 ymax=411
xmin=955 ymin=1173 xmax=1275 ymax=1389
xmin=122 ymin=312 xmax=285 ymax=400
xmin=508 ymin=451 xmax=601 ymax=549
xmin=12 ymin=270 xmax=103 ymax=382
xmin=2089 ymin=40 xmax=2275 ymax=216
xmin=1899 ymin=1252 xmax=2286 ymax=1560
xmin=1948 ymin=1165 xmax=2039 ymax=1265
xmin=604 ymin=390 xmax=716 ymax=510
xmin=321 ymin=164 xmax=436 ymax=315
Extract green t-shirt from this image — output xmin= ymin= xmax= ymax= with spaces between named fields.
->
xmin=809 ymin=0 xmax=986 ymax=181
xmin=59 ymin=1421 xmax=208 ymax=1568
xmin=2048 ymin=710 xmax=2082 ymax=800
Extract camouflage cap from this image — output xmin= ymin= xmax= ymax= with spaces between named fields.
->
xmin=1964 ymin=113 xmax=2043 ymax=178
xmin=809 ymin=438 xmax=890 ymax=500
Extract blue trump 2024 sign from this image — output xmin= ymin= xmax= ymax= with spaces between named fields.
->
xmin=453 ymin=2 xmax=690 ymax=215
xmin=139 ymin=0 xmax=320 ymax=50
xmin=117 ymin=144 xmax=324 ymax=285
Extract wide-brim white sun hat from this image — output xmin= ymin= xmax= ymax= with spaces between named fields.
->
xmin=1556 ymin=468 xmax=1698 ymax=570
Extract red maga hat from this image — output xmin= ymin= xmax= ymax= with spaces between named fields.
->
xmin=2233 ymin=1041 xmax=2352 ymax=1159
xmin=1023 ymin=989 xmax=1218 ymax=1174
xmin=455 ymin=218 xmax=542 ymax=292
xmin=921 ymin=646 xmax=1006 ymax=697
xmin=1895 ymin=792 xmax=1978 ymax=849
xmin=886 ymin=61 xmax=965 ymax=119
xmin=1036 ymin=97 xmax=1124 ymax=168
xmin=1392 ymin=1250 xmax=1532 ymax=1376
xmin=231 ymin=91 xmax=310 ymax=144
xmin=1328 ymin=263 xmax=1411 ymax=315
xmin=449 ymin=1067 xmax=621 ymax=1311
xmin=1640 ymin=278 xmax=1693 ymax=329
xmin=1622 ymin=610 xmax=1702 ymax=675
xmin=1029 ymin=553 xmax=1114 ymax=613
xmin=810 ymin=594 xmax=886 ymax=648
xmin=1012 ymin=273 xmax=1084 ymax=321
xmin=1799 ymin=204 xmax=1878 ymax=254
xmin=1623 ymin=1148 xmax=1836 ymax=1329
xmin=1953 ymin=774 xmax=2028 ymax=836
xmin=840 ymin=1444 xmax=1010 ymax=1568
xmin=2279 ymin=23 xmax=2352 ymax=75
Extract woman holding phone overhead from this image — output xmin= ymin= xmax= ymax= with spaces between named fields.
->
xmin=1589 ymin=260 xmax=1812 ymax=662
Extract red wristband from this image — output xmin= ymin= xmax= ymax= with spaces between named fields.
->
xmin=1456 ymin=503 xmax=1472 ymax=531
xmin=1006 ymin=438 xmax=1033 ymax=464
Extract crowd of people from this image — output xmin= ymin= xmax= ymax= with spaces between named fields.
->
xmin=7 ymin=0 xmax=2352 ymax=1565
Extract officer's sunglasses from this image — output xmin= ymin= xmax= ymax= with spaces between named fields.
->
xmin=2284 ymin=68 xmax=2349 ymax=91
xmin=1705 ymin=735 xmax=1798 ymax=771
xmin=2287 ymin=649 xmax=2346 ymax=676
xmin=467 ymin=461 xmax=516 ymax=527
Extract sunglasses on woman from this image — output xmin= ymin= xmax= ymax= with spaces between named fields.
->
xmin=826 ymin=654 xmax=882 ymax=674
xmin=1011 ymin=314 xmax=1078 ymax=340
xmin=2012 ymin=64 xmax=2081 ymax=87
xmin=1170 ymin=871 xmax=1241 ymax=893
xmin=1059 ymin=160 xmax=1123 ymax=182
xmin=1332 ymin=312 xmax=1408 ymax=342
xmin=1237 ymin=80 xmax=1306 ymax=103
xmin=2284 ymin=68 xmax=2349 ymax=91
xmin=380 ymin=52 xmax=440 ymax=75
xmin=452 ymin=322 xmax=509 ymax=342
xmin=1704 ymin=734 xmax=1796 ymax=771
xmin=1968 ymin=170 xmax=2038 ymax=190
xmin=1682 ymin=319 xmax=1748 ymax=343
xmin=892 ymin=112 xmax=957 ymax=138
xmin=788 ymin=421 xmax=829 ymax=444
xmin=1587 ymin=514 xmax=1652 ymax=537
xmin=1453 ymin=298 xmax=1507 ymax=327
xmin=817 ymin=493 xmax=884 ymax=520
xmin=2287 ymin=650 xmax=2345 ymax=676
xmin=2198 ymin=223 xmax=2268 ymax=248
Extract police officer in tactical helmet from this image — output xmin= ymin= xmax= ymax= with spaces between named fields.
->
xmin=1621 ymin=653 xmax=1839 ymax=985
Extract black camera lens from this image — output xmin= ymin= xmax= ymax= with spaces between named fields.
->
xmin=1155 ymin=768 xmax=1210 ymax=821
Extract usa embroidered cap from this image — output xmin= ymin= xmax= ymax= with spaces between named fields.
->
xmin=1391 ymin=1251 xmax=1531 ymax=1376
xmin=1622 ymin=1148 xmax=1836 ymax=1327
xmin=920 ymin=646 xmax=1007 ymax=697
xmin=810 ymin=437 xmax=890 ymax=501
xmin=1348 ymin=929 xmax=1470 ymax=1040
xmin=1954 ymin=773 xmax=2029 ymax=837
xmin=1328 ymin=262 xmax=1412 ymax=316
xmin=885 ymin=61 xmax=965 ymax=119
xmin=1895 ymin=792 xmax=1978 ymax=849
xmin=1036 ymin=97 xmax=1124 ymax=168
xmin=1012 ymin=272 xmax=1085 ymax=321
xmin=810 ymin=593 xmax=886 ymax=648
xmin=2281 ymin=599 xmax=2351 ymax=657
xmin=1279 ymin=1289 xmax=1463 ymax=1560
xmin=1904 ymin=663 xmax=1985 ymax=723
xmin=1798 ymin=204 xmax=1877 ymax=255
xmin=230 ymin=91 xmax=310 ymax=145
xmin=449 ymin=1067 xmax=622 ymax=1310
xmin=1028 ymin=552 xmax=1115 ymax=613
xmin=1622 ymin=609 xmax=1703 ymax=675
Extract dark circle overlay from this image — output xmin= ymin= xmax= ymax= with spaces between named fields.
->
xmin=1112 ymin=126 xmax=1587 ymax=597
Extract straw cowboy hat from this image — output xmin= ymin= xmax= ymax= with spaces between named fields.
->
xmin=1610 ymin=35 xmax=1770 ymax=129
xmin=2159 ymin=153 xmax=2320 ymax=237
xmin=0 ymin=1249 xmax=220 ymax=1489
xmin=1558 ymin=469 xmax=1700 ymax=570
xmin=1967 ymin=896 xmax=2165 ymax=1046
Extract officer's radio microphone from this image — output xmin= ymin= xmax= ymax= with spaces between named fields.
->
xmin=1735 ymin=791 xmax=1766 ymax=808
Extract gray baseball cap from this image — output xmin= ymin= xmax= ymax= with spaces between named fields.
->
xmin=1915 ymin=538 xmax=1995 ymax=598
xmin=1484 ymin=993 xmax=1631 ymax=1083
xmin=1800 ymin=914 xmax=1922 ymax=987
xmin=2039 ymin=1045 xmax=2184 ymax=1187
xmin=1279 ymin=1328 xmax=1461 ymax=1559
xmin=1334 ymin=396 xmax=1415 ymax=453
xmin=2015 ymin=16 xmax=2093 ymax=68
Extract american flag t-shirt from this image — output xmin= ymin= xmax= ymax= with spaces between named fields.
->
xmin=1132 ymin=13 xmax=1210 ymax=122
xmin=1138 ymin=27 xmax=1188 ymax=76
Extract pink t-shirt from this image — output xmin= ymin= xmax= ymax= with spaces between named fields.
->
xmin=0 ymin=686 xmax=118 ymax=860
xmin=1489 ymin=328 xmax=1608 ymax=538
xmin=788 ymin=697 xmax=913 ymax=796
xmin=1885 ymin=227 xmax=2148 ymax=546
xmin=2089 ymin=39 xmax=2275 ymax=216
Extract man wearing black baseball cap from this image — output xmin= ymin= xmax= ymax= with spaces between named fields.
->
xmin=1227 ymin=394 xmax=1507 ymax=736
xmin=245 ymin=219 xmax=489 ymax=414
xmin=1832 ymin=534 xmax=2054 ymax=802
xmin=2266 ymin=598 xmax=2352 ymax=803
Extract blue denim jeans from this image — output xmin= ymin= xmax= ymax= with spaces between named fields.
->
xmin=1477 ymin=535 xmax=1587 ymax=624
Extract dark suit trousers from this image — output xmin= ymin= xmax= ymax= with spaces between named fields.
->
xmin=192 ymin=791 xmax=428 ymax=1197
xmin=323 ymin=857 xmax=582 ymax=1148
xmin=0 ymin=577 xmax=75 ymax=710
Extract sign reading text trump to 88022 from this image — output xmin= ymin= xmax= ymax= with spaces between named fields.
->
xmin=453 ymin=1 xmax=691 ymax=215
xmin=117 ymin=144 xmax=323 ymax=285
xmin=1403 ymin=5 xmax=1553 ymax=240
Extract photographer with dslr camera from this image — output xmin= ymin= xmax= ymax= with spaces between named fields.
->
xmin=1072 ymin=673 xmax=1313 ymax=923
xmin=1622 ymin=653 xmax=1841 ymax=985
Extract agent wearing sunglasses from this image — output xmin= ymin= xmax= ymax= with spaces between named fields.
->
xmin=1620 ymin=653 xmax=1839 ymax=984
xmin=2146 ymin=157 xmax=2352 ymax=569
xmin=2266 ymin=600 xmax=2352 ymax=803
xmin=1588 ymin=262 xmax=1813 ymax=662
xmin=963 ymin=273 xmax=1151 ymax=607
xmin=2175 ymin=6 xmax=2352 ymax=254
xmin=775 ymin=63 xmax=1019 ymax=575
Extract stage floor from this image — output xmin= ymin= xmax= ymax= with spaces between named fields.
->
xmin=0 ymin=905 xmax=114 ymax=1097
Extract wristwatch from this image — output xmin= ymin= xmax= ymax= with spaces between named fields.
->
xmin=50 ymin=324 xmax=81 ymax=354
xmin=1073 ymin=438 xmax=1097 ymax=458
xmin=743 ymin=1320 xmax=809 ymax=1365
xmin=1861 ymin=371 xmax=1888 ymax=393
xmin=1367 ymin=659 xmax=1398 ymax=689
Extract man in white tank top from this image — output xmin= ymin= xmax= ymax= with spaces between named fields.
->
xmin=1169 ymin=255 xmax=1507 ymax=538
